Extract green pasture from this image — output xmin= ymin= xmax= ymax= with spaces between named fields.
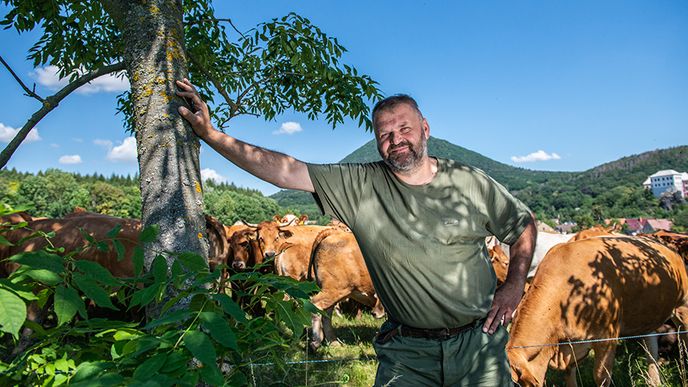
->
xmin=253 ymin=312 xmax=688 ymax=387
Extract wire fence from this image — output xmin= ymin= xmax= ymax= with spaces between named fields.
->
xmin=249 ymin=328 xmax=688 ymax=368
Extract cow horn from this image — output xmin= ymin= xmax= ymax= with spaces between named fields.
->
xmin=239 ymin=219 xmax=258 ymax=228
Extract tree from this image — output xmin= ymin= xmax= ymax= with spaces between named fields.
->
xmin=2 ymin=0 xmax=381 ymax=314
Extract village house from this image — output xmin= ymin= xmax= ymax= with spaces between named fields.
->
xmin=644 ymin=169 xmax=688 ymax=198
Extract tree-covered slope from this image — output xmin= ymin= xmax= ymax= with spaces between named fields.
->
xmin=271 ymin=138 xmax=688 ymax=228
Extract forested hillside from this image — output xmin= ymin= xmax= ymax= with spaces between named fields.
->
xmin=0 ymin=168 xmax=288 ymax=224
xmin=272 ymin=138 xmax=688 ymax=230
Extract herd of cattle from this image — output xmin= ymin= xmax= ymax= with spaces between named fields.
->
xmin=2 ymin=209 xmax=688 ymax=386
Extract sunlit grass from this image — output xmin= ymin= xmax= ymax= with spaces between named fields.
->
xmin=249 ymin=311 xmax=381 ymax=386
xmin=250 ymin=311 xmax=688 ymax=386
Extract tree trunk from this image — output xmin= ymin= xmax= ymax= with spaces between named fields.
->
xmin=104 ymin=0 xmax=208 ymax=315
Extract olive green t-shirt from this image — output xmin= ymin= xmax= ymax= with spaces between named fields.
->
xmin=307 ymin=158 xmax=532 ymax=329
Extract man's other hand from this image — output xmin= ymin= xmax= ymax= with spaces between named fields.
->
xmin=483 ymin=279 xmax=524 ymax=335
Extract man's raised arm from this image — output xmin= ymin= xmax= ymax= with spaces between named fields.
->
xmin=175 ymin=79 xmax=314 ymax=193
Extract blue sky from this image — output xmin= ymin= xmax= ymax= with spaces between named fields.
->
xmin=1 ymin=1 xmax=686 ymax=195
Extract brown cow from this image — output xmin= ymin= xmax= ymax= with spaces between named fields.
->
xmin=308 ymin=228 xmax=385 ymax=350
xmin=250 ymin=220 xmax=330 ymax=280
xmin=507 ymin=235 xmax=688 ymax=386
xmin=570 ymin=225 xmax=623 ymax=242
xmin=1 ymin=213 xmax=230 ymax=278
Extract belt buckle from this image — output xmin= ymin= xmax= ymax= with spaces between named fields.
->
xmin=438 ymin=327 xmax=452 ymax=340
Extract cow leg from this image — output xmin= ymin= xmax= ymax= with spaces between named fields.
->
xmin=564 ymin=366 xmax=578 ymax=387
xmin=310 ymin=311 xmax=325 ymax=351
xmin=639 ymin=336 xmax=661 ymax=387
xmin=310 ymin=289 xmax=349 ymax=351
xmin=591 ymin=341 xmax=617 ymax=387
xmin=672 ymin=305 xmax=688 ymax=353
xmin=321 ymin=307 xmax=339 ymax=346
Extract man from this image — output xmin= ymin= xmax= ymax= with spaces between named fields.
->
xmin=176 ymin=78 xmax=536 ymax=386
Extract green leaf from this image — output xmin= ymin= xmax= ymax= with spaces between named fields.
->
xmin=0 ymin=234 xmax=13 ymax=246
xmin=200 ymin=311 xmax=237 ymax=350
xmin=105 ymin=224 xmax=122 ymax=239
xmin=75 ymin=260 xmax=120 ymax=287
xmin=139 ymin=225 xmax=159 ymax=243
xmin=152 ymin=255 xmax=168 ymax=284
xmin=0 ymin=288 xmax=26 ymax=338
xmin=14 ymin=266 xmax=62 ymax=286
xmin=130 ymin=282 xmax=163 ymax=308
xmin=10 ymin=250 xmax=64 ymax=274
xmin=0 ymin=278 xmax=38 ymax=301
xmin=133 ymin=246 xmax=144 ymax=276
xmin=73 ymin=272 xmax=117 ymax=310
xmin=271 ymin=296 xmax=310 ymax=335
xmin=177 ymin=252 xmax=207 ymax=272
xmin=198 ymin=362 xmax=224 ymax=386
xmin=133 ymin=352 xmax=168 ymax=380
xmin=113 ymin=240 xmax=126 ymax=262
xmin=182 ymin=330 xmax=216 ymax=366
xmin=159 ymin=350 xmax=188 ymax=373
xmin=71 ymin=361 xmax=113 ymax=383
xmin=123 ymin=336 xmax=161 ymax=358
xmin=54 ymin=285 xmax=84 ymax=326
xmin=212 ymin=294 xmax=247 ymax=323
xmin=171 ymin=260 xmax=184 ymax=288
xmin=144 ymin=309 xmax=191 ymax=330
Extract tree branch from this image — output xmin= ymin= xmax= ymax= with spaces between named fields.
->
xmin=0 ymin=55 xmax=44 ymax=102
xmin=0 ymin=61 xmax=126 ymax=169
xmin=185 ymin=17 xmax=247 ymax=39
xmin=188 ymin=56 xmax=242 ymax=118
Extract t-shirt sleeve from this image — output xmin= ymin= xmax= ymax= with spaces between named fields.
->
xmin=306 ymin=163 xmax=366 ymax=227
xmin=482 ymin=174 xmax=533 ymax=245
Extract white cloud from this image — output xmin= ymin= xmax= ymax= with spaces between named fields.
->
xmin=59 ymin=154 xmax=82 ymax=164
xmin=50 ymin=143 xmax=60 ymax=148
xmin=32 ymin=65 xmax=129 ymax=94
xmin=73 ymin=138 xmax=84 ymax=143
xmin=94 ymin=139 xmax=113 ymax=148
xmin=273 ymin=121 xmax=303 ymax=135
xmin=511 ymin=150 xmax=561 ymax=163
xmin=201 ymin=168 xmax=227 ymax=183
xmin=0 ymin=123 xmax=41 ymax=143
xmin=107 ymin=137 xmax=137 ymax=163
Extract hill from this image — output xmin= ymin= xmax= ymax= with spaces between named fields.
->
xmin=271 ymin=137 xmax=688 ymax=228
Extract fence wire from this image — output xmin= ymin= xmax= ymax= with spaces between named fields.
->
xmin=249 ymin=329 xmax=688 ymax=367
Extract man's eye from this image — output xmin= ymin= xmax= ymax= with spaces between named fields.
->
xmin=401 ymin=127 xmax=411 ymax=133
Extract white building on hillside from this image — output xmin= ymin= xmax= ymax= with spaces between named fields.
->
xmin=647 ymin=169 xmax=687 ymax=198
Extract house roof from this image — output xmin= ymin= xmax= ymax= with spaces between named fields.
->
xmin=624 ymin=218 xmax=645 ymax=230
xmin=643 ymin=177 xmax=651 ymax=185
xmin=646 ymin=219 xmax=673 ymax=231
xmin=650 ymin=169 xmax=681 ymax=178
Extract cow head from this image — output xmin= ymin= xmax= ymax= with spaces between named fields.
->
xmin=650 ymin=230 xmax=688 ymax=261
xmin=205 ymin=215 xmax=230 ymax=272
xmin=255 ymin=221 xmax=294 ymax=260
xmin=229 ymin=228 xmax=260 ymax=270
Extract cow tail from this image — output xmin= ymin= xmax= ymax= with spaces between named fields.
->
xmin=308 ymin=228 xmax=340 ymax=282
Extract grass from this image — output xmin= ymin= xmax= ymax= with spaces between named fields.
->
xmin=249 ymin=312 xmax=688 ymax=386
xmin=249 ymin=312 xmax=381 ymax=386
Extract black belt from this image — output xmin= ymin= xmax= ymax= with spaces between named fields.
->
xmin=398 ymin=318 xmax=484 ymax=341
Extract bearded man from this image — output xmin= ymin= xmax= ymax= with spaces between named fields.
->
xmin=177 ymin=79 xmax=536 ymax=386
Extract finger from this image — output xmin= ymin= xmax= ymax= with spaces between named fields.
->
xmin=177 ymin=105 xmax=196 ymax=120
xmin=175 ymin=79 xmax=193 ymax=91
xmin=483 ymin=306 xmax=499 ymax=333
xmin=487 ymin=311 xmax=504 ymax=334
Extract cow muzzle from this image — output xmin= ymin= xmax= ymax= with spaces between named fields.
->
xmin=232 ymin=261 xmax=246 ymax=270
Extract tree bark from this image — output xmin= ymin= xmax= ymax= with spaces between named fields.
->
xmin=104 ymin=0 xmax=208 ymax=315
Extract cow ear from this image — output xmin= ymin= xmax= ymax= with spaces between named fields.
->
xmin=279 ymin=229 xmax=294 ymax=238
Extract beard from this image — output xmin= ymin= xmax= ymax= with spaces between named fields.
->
xmin=380 ymin=131 xmax=428 ymax=173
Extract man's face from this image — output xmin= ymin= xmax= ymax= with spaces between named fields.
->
xmin=374 ymin=103 xmax=429 ymax=172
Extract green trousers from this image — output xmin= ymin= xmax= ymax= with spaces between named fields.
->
xmin=372 ymin=321 xmax=514 ymax=386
